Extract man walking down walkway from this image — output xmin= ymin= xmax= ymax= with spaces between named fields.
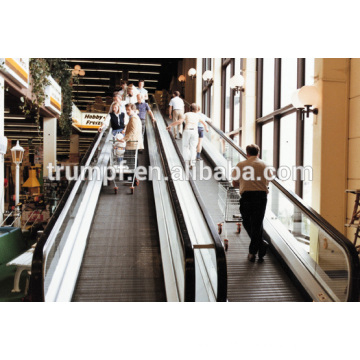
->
xmin=135 ymin=94 xmax=155 ymax=136
xmin=168 ymin=91 xmax=184 ymax=139
xmin=232 ymin=144 xmax=273 ymax=263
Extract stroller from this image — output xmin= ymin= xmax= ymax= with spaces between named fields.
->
xmin=109 ymin=133 xmax=139 ymax=194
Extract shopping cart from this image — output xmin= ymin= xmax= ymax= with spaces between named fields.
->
xmin=109 ymin=139 xmax=139 ymax=194
xmin=217 ymin=182 xmax=242 ymax=245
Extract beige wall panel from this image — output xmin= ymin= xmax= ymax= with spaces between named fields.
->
xmin=348 ymin=138 xmax=360 ymax=179
xmin=320 ymin=58 xmax=349 ymax=82
xmin=349 ymin=96 xmax=360 ymax=138
xmin=346 ymin=180 xmax=360 ymax=220
xmin=313 ymin=59 xmax=349 ymax=234
xmin=350 ymin=58 xmax=360 ymax=99
xmin=346 ymin=226 xmax=357 ymax=243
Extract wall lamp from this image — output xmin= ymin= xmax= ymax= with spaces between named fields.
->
xmin=202 ymin=70 xmax=213 ymax=86
xmin=291 ymin=85 xmax=319 ymax=121
xmin=188 ymin=68 xmax=196 ymax=79
xmin=229 ymin=74 xmax=245 ymax=94
xmin=178 ymin=75 xmax=186 ymax=84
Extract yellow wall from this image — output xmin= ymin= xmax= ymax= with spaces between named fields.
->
xmin=312 ymin=58 xmax=349 ymax=235
xmin=346 ymin=59 xmax=360 ymax=241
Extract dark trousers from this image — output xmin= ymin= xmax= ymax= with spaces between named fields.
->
xmin=240 ymin=191 xmax=268 ymax=257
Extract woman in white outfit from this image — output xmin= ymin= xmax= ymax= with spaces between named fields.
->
xmin=167 ymin=103 xmax=208 ymax=169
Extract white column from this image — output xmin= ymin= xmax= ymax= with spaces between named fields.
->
xmin=0 ymin=75 xmax=5 ymax=222
xmin=242 ymin=58 xmax=257 ymax=145
xmin=195 ymin=58 xmax=202 ymax=106
xmin=43 ymin=117 xmax=57 ymax=178
xmin=212 ymin=58 xmax=222 ymax=128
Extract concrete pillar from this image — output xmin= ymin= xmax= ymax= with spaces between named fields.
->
xmin=0 ymin=75 xmax=4 ymax=222
xmin=195 ymin=58 xmax=202 ymax=107
xmin=242 ymin=58 xmax=257 ymax=146
xmin=212 ymin=58 xmax=222 ymax=129
xmin=312 ymin=58 xmax=349 ymax=234
xmin=43 ymin=117 xmax=57 ymax=178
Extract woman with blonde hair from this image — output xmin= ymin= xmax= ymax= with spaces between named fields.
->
xmin=98 ymin=102 xmax=125 ymax=136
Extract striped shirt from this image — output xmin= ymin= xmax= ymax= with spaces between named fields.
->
xmin=231 ymin=156 xmax=272 ymax=194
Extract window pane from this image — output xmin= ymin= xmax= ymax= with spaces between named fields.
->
xmin=281 ymin=58 xmax=298 ymax=108
xmin=262 ymin=58 xmax=275 ymax=115
xmin=261 ymin=121 xmax=273 ymax=166
xmin=233 ymin=91 xmax=240 ymax=130
xmin=225 ymin=64 xmax=231 ymax=133
xmin=305 ymin=58 xmax=315 ymax=85
xmin=279 ymin=113 xmax=297 ymax=192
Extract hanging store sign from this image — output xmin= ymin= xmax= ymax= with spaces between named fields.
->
xmin=0 ymin=58 xmax=29 ymax=88
xmin=44 ymin=76 xmax=62 ymax=115
xmin=72 ymin=111 xmax=106 ymax=133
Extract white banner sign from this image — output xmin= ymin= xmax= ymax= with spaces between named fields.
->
xmin=72 ymin=111 xmax=107 ymax=132
xmin=44 ymin=76 xmax=61 ymax=115
xmin=72 ymin=103 xmax=82 ymax=124
xmin=0 ymin=58 xmax=29 ymax=88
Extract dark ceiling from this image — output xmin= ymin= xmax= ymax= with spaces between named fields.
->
xmin=63 ymin=58 xmax=181 ymax=110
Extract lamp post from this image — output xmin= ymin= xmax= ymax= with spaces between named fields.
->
xmin=0 ymin=136 xmax=7 ymax=223
xmin=11 ymin=141 xmax=24 ymax=227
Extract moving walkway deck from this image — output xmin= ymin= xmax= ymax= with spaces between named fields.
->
xmin=72 ymin=144 xmax=166 ymax=302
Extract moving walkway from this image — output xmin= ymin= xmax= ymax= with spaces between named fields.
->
xmin=27 ymin=96 xmax=359 ymax=302
xmin=28 ymin=103 xmax=226 ymax=302
xmin=163 ymin=98 xmax=359 ymax=302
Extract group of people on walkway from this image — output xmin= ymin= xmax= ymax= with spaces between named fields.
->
xmin=98 ymin=80 xmax=155 ymax=153
xmin=166 ymin=91 xmax=210 ymax=169
xmin=99 ymin=85 xmax=269 ymax=263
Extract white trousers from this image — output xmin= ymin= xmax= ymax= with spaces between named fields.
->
xmin=182 ymin=129 xmax=199 ymax=166
xmin=172 ymin=109 xmax=183 ymax=137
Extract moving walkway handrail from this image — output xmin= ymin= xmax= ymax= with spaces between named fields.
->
xmin=159 ymin=110 xmax=227 ymax=301
xmin=151 ymin=111 xmax=195 ymax=301
xmin=28 ymin=130 xmax=105 ymax=301
xmin=206 ymin=120 xmax=360 ymax=301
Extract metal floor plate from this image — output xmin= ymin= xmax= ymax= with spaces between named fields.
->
xmin=72 ymin=144 xmax=166 ymax=302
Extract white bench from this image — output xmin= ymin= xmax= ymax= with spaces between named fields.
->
xmin=6 ymin=248 xmax=34 ymax=293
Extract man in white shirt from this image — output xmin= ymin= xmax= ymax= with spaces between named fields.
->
xmin=118 ymin=80 xmax=127 ymax=98
xmin=168 ymin=91 xmax=185 ymax=139
xmin=196 ymin=105 xmax=211 ymax=161
xmin=122 ymin=84 xmax=138 ymax=124
xmin=138 ymin=80 xmax=148 ymax=101
xmin=232 ymin=144 xmax=273 ymax=263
